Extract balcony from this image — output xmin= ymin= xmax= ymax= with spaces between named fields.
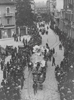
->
xmin=4 ymin=13 xmax=15 ymax=18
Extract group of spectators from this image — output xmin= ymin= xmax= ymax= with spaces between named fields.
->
xmin=54 ymin=27 xmax=74 ymax=100
xmin=0 ymin=41 xmax=32 ymax=100
xmin=28 ymin=25 xmax=42 ymax=47
xmin=0 ymin=25 xmax=42 ymax=100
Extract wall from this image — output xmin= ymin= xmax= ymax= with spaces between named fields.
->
xmin=0 ymin=5 xmax=16 ymax=26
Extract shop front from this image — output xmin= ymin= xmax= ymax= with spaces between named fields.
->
xmin=0 ymin=26 xmax=16 ymax=39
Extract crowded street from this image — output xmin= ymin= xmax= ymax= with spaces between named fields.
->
xmin=21 ymin=23 xmax=64 ymax=100
xmin=0 ymin=0 xmax=74 ymax=100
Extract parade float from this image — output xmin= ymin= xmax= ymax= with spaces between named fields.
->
xmin=31 ymin=45 xmax=47 ymax=90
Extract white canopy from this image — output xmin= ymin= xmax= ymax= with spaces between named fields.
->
xmin=40 ymin=60 xmax=46 ymax=67
xmin=33 ymin=45 xmax=40 ymax=50
xmin=33 ymin=45 xmax=40 ymax=53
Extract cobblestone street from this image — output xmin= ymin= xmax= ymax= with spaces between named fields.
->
xmin=21 ymin=25 xmax=64 ymax=100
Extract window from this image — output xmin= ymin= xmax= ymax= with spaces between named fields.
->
xmin=7 ymin=19 xmax=9 ymax=24
xmin=7 ymin=7 xmax=10 ymax=13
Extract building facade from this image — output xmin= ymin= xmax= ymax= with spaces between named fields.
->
xmin=58 ymin=0 xmax=74 ymax=38
xmin=46 ymin=0 xmax=56 ymax=14
xmin=35 ymin=6 xmax=47 ymax=14
xmin=0 ymin=0 xmax=16 ymax=39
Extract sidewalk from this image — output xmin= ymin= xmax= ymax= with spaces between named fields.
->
xmin=0 ymin=35 xmax=31 ymax=48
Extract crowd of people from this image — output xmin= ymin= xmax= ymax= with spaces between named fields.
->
xmin=53 ymin=26 xmax=74 ymax=100
xmin=28 ymin=25 xmax=42 ymax=47
xmin=39 ymin=22 xmax=49 ymax=35
xmin=28 ymin=22 xmax=56 ymax=94
xmin=0 ymin=25 xmax=43 ymax=100
xmin=0 ymin=42 xmax=32 ymax=100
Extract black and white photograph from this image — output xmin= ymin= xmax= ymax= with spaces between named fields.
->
xmin=0 ymin=0 xmax=74 ymax=100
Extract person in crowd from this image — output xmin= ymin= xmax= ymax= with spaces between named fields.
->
xmin=53 ymin=48 xmax=55 ymax=54
xmin=23 ymin=38 xmax=25 ymax=47
xmin=59 ymin=44 xmax=62 ymax=50
xmin=6 ymin=50 xmax=8 ymax=56
xmin=3 ymin=68 xmax=6 ymax=79
xmin=46 ymin=43 xmax=50 ymax=50
xmin=26 ymin=39 xmax=27 ymax=45
xmin=28 ymin=61 xmax=33 ymax=71
xmin=33 ymin=82 xmax=37 ymax=95
xmin=48 ymin=52 xmax=51 ymax=61
xmin=47 ymin=26 xmax=49 ymax=30
xmin=13 ymin=33 xmax=15 ymax=41
xmin=44 ymin=49 xmax=47 ymax=60
xmin=1 ymin=79 xmax=5 ymax=87
xmin=19 ymin=34 xmax=21 ymax=41
xmin=52 ymin=57 xmax=55 ymax=66
xmin=50 ymin=49 xmax=53 ymax=57
xmin=46 ymin=31 xmax=48 ymax=35
xmin=1 ymin=60 xmax=4 ymax=70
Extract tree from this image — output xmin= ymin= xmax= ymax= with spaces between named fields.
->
xmin=16 ymin=0 xmax=35 ymax=27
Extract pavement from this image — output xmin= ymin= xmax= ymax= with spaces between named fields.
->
xmin=0 ymin=35 xmax=31 ymax=87
xmin=20 ymin=24 xmax=64 ymax=100
xmin=0 ymin=35 xmax=31 ymax=48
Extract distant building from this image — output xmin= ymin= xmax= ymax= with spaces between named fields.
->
xmin=0 ymin=0 xmax=16 ymax=39
xmin=35 ymin=6 xmax=47 ymax=14
xmin=31 ymin=0 xmax=35 ymax=14
xmin=58 ymin=0 xmax=74 ymax=38
xmin=46 ymin=0 xmax=56 ymax=14
xmin=35 ymin=2 xmax=47 ymax=14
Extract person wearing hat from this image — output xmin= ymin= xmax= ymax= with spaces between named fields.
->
xmin=33 ymin=82 xmax=37 ymax=95
xmin=52 ymin=57 xmax=55 ymax=66
xmin=1 ymin=60 xmax=4 ymax=70
xmin=3 ymin=68 xmax=6 ymax=79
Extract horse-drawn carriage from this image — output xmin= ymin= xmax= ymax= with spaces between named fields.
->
xmin=32 ymin=60 xmax=47 ymax=90
xmin=31 ymin=45 xmax=48 ymax=94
